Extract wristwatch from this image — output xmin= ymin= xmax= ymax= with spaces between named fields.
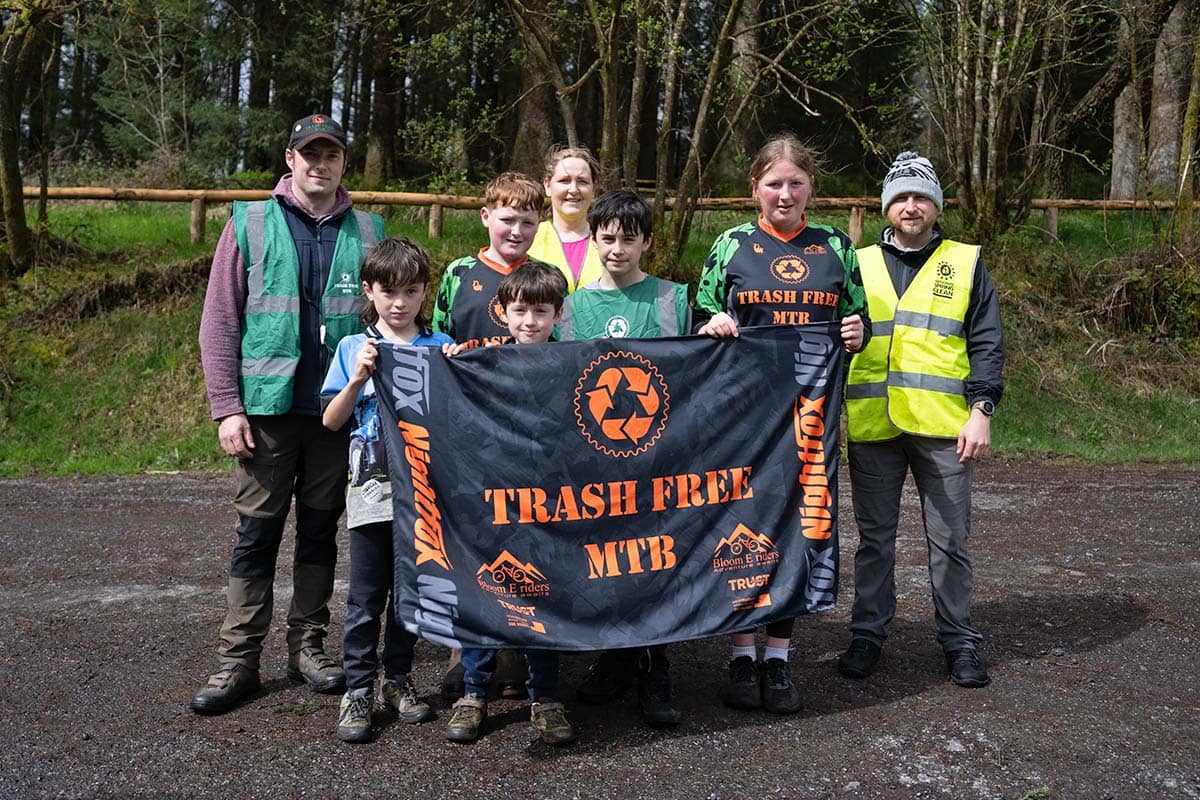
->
xmin=972 ymin=399 xmax=995 ymax=417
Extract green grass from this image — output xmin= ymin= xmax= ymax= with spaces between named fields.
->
xmin=1 ymin=201 xmax=1197 ymax=475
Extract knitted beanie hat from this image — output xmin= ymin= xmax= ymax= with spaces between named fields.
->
xmin=881 ymin=151 xmax=943 ymax=212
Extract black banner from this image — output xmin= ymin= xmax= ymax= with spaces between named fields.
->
xmin=376 ymin=324 xmax=844 ymax=651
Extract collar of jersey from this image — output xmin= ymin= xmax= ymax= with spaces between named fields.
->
xmin=478 ymin=247 xmax=526 ymax=275
xmin=757 ymin=213 xmax=807 ymax=243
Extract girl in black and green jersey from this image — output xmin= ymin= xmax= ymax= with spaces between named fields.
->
xmin=695 ymin=134 xmax=870 ymax=715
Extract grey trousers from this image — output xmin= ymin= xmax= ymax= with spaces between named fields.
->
xmin=847 ymin=435 xmax=983 ymax=652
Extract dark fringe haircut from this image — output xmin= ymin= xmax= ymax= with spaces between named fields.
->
xmin=359 ymin=236 xmax=432 ymax=328
xmin=497 ymin=261 xmax=568 ymax=312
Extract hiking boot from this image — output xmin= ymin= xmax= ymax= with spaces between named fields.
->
xmin=637 ymin=655 xmax=681 ymax=727
xmin=837 ymin=638 xmax=882 ymax=679
xmin=495 ymin=649 xmax=527 ymax=699
xmin=761 ymin=658 xmax=802 ymax=714
xmin=287 ymin=647 xmax=346 ymax=694
xmin=530 ymin=701 xmax=577 ymax=745
xmin=445 ymin=694 xmax=486 ymax=743
xmin=189 ymin=663 xmax=260 ymax=715
xmin=380 ymin=675 xmax=435 ymax=724
xmin=720 ymin=656 xmax=761 ymax=710
xmin=577 ymin=650 xmax=635 ymax=704
xmin=946 ymin=648 xmax=991 ymax=688
xmin=441 ymin=653 xmax=465 ymax=702
xmin=336 ymin=687 xmax=375 ymax=743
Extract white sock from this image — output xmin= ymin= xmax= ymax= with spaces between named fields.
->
xmin=731 ymin=645 xmax=757 ymax=661
xmin=763 ymin=645 xmax=789 ymax=662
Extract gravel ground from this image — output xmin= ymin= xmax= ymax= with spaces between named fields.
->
xmin=1 ymin=461 xmax=1197 ymax=800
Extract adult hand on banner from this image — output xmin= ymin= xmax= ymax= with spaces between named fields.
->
xmin=840 ymin=314 xmax=865 ymax=353
xmin=698 ymin=311 xmax=740 ymax=338
xmin=957 ymin=410 xmax=991 ymax=463
xmin=217 ymin=413 xmax=255 ymax=459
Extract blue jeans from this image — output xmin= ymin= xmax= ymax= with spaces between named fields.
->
xmin=461 ymin=648 xmax=560 ymax=700
xmin=342 ymin=521 xmax=418 ymax=691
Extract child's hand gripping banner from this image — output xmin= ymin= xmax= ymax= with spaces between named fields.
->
xmin=375 ymin=324 xmax=844 ymax=651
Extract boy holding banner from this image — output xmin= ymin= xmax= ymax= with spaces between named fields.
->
xmin=557 ymin=189 xmax=688 ymax=727
xmin=443 ymin=261 xmax=579 ymax=746
xmin=431 ymin=172 xmax=549 ymax=701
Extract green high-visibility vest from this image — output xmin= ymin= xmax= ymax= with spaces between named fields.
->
xmin=846 ymin=239 xmax=978 ymax=441
xmin=233 ymin=200 xmax=384 ymax=415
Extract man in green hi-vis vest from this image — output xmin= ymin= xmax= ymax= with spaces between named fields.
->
xmin=192 ymin=114 xmax=385 ymax=715
xmin=838 ymin=152 xmax=1005 ymax=690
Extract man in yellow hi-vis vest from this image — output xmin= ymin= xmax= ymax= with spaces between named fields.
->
xmin=192 ymin=115 xmax=384 ymax=714
xmin=838 ymin=152 xmax=1005 ymax=688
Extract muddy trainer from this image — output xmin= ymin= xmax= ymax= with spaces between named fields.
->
xmin=838 ymin=151 xmax=1005 ymax=688
xmin=191 ymin=114 xmax=384 ymax=714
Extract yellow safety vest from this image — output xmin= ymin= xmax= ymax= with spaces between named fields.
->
xmin=846 ymin=240 xmax=979 ymax=441
xmin=527 ymin=220 xmax=603 ymax=293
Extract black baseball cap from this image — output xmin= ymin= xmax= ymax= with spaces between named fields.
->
xmin=288 ymin=113 xmax=347 ymax=151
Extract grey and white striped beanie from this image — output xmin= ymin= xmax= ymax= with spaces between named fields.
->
xmin=881 ymin=151 xmax=943 ymax=212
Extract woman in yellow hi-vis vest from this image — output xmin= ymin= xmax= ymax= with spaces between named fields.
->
xmin=838 ymin=152 xmax=1005 ymax=690
xmin=527 ymin=146 xmax=604 ymax=293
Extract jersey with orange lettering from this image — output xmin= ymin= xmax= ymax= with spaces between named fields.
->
xmin=431 ymin=249 xmax=528 ymax=349
xmin=694 ymin=216 xmax=869 ymax=331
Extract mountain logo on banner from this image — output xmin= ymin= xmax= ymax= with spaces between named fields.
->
xmin=476 ymin=550 xmax=551 ymax=598
xmin=573 ymin=351 xmax=670 ymax=458
xmin=712 ymin=523 xmax=781 ymax=573
xmin=770 ymin=255 xmax=811 ymax=284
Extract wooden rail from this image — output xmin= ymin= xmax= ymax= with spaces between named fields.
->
xmin=22 ymin=186 xmax=1192 ymax=246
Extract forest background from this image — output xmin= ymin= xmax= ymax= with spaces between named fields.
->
xmin=0 ymin=0 xmax=1198 ymax=474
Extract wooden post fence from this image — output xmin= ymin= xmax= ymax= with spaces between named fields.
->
xmin=21 ymin=187 xmax=1193 ymax=247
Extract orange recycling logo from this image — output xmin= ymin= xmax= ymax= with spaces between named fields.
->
xmin=574 ymin=351 xmax=670 ymax=458
xmin=770 ymin=255 xmax=810 ymax=284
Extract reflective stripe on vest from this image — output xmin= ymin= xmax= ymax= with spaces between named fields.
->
xmin=234 ymin=200 xmax=384 ymax=415
xmin=846 ymin=240 xmax=978 ymax=441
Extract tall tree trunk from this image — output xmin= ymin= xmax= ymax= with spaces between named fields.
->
xmin=1178 ymin=11 xmax=1200 ymax=241
xmin=363 ymin=17 xmax=401 ymax=186
xmin=1146 ymin=0 xmax=1190 ymax=194
xmin=510 ymin=61 xmax=554 ymax=177
xmin=244 ymin=0 xmax=276 ymax=171
xmin=0 ymin=2 xmax=55 ymax=279
xmin=1111 ymin=84 xmax=1140 ymax=198
xmin=36 ymin=20 xmax=60 ymax=233
xmin=710 ymin=0 xmax=761 ymax=190
xmin=622 ymin=0 xmax=648 ymax=187
xmin=652 ymin=0 xmax=692 ymax=243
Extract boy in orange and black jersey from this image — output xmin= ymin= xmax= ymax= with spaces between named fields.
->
xmin=432 ymin=172 xmax=551 ymax=350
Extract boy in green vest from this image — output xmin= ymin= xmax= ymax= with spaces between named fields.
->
xmin=557 ymin=189 xmax=687 ymax=727
xmin=557 ymin=189 xmax=691 ymax=342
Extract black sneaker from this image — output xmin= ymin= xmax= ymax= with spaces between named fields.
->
xmin=946 ymin=648 xmax=991 ymax=688
xmin=720 ymin=656 xmax=761 ymax=710
xmin=637 ymin=653 xmax=681 ymax=727
xmin=837 ymin=638 xmax=882 ymax=679
xmin=761 ymin=658 xmax=802 ymax=714
xmin=577 ymin=650 xmax=635 ymax=704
